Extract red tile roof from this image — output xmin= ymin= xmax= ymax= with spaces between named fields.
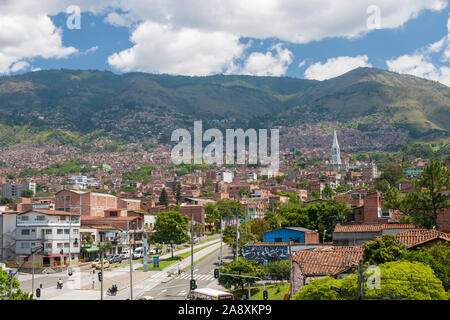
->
xmin=293 ymin=246 xmax=364 ymax=276
xmin=21 ymin=209 xmax=80 ymax=216
xmin=394 ymin=229 xmax=450 ymax=248
xmin=334 ymin=223 xmax=417 ymax=233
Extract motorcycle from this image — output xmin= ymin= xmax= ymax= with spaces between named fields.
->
xmin=107 ymin=285 xmax=118 ymax=296
xmin=56 ymin=282 xmax=63 ymax=289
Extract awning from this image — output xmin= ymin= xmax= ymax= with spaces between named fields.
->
xmin=83 ymin=247 xmax=100 ymax=252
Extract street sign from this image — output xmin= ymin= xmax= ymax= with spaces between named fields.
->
xmin=153 ymin=256 xmax=159 ymax=268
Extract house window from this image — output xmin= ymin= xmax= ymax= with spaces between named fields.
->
xmin=45 ymin=243 xmax=52 ymax=249
xmin=21 ymin=242 xmax=30 ymax=249
xmin=60 ymin=216 xmax=66 ymax=221
xmin=64 ymin=243 xmax=70 ymax=248
xmin=109 ymin=211 xmax=118 ymax=217
xmin=46 ymin=229 xmax=52 ymax=235
xmin=21 ymin=229 xmax=30 ymax=235
xmin=57 ymin=229 xmax=63 ymax=235
xmin=73 ymin=242 xmax=79 ymax=247
xmin=36 ymin=216 xmax=45 ymax=221
xmin=73 ymin=229 xmax=79 ymax=234
xmin=21 ymin=216 xmax=29 ymax=221
xmin=57 ymin=243 xmax=63 ymax=248
xmin=274 ymin=237 xmax=282 ymax=243
xmin=64 ymin=229 xmax=70 ymax=235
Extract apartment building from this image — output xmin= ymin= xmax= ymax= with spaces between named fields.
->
xmin=2 ymin=182 xmax=36 ymax=199
xmin=14 ymin=209 xmax=81 ymax=267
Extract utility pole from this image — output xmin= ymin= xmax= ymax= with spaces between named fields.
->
xmin=219 ymin=216 xmax=223 ymax=265
xmin=31 ymin=249 xmax=35 ymax=296
xmin=235 ymin=213 xmax=239 ymax=262
xmin=289 ymin=240 xmax=293 ymax=299
xmin=100 ymin=250 xmax=104 ymax=301
xmin=190 ymin=214 xmax=194 ymax=282
xmin=357 ymin=259 xmax=364 ymax=300
xmin=128 ymin=221 xmax=133 ymax=300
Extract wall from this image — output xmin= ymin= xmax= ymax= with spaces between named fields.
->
xmin=264 ymin=229 xmax=305 ymax=243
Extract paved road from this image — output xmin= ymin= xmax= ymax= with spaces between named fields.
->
xmin=18 ymin=237 xmax=221 ymax=300
xmin=142 ymin=245 xmax=234 ymax=300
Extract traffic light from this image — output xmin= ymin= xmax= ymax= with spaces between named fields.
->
xmin=98 ymin=271 xmax=102 ymax=282
xmin=263 ymin=290 xmax=268 ymax=300
xmin=190 ymin=279 xmax=196 ymax=290
xmin=214 ymin=268 xmax=219 ymax=279
xmin=35 ymin=288 xmax=41 ymax=298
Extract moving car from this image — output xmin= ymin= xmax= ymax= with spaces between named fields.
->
xmin=107 ymin=254 xmax=122 ymax=264
xmin=91 ymin=259 xmax=110 ymax=269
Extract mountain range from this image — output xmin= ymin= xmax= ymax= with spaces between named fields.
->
xmin=0 ymin=67 xmax=448 ymax=148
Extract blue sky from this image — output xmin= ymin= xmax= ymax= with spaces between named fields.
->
xmin=1 ymin=1 xmax=449 ymax=85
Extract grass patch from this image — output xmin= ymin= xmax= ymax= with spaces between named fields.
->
xmin=249 ymin=283 xmax=290 ymax=300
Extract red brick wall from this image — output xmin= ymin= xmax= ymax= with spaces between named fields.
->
xmin=363 ymin=192 xmax=380 ymax=224
xmin=437 ymin=207 xmax=450 ymax=232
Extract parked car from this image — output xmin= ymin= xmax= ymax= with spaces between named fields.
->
xmin=107 ymin=254 xmax=122 ymax=264
xmin=92 ymin=259 xmax=110 ymax=269
xmin=149 ymin=248 xmax=158 ymax=255
xmin=133 ymin=247 xmax=144 ymax=259
xmin=119 ymin=250 xmax=130 ymax=259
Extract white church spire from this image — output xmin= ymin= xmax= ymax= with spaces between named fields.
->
xmin=331 ymin=130 xmax=342 ymax=165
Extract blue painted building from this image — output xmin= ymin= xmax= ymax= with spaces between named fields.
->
xmin=263 ymin=227 xmax=316 ymax=243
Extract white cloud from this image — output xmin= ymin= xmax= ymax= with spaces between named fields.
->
xmin=104 ymin=12 xmax=137 ymax=27
xmin=103 ymin=0 xmax=447 ymax=44
xmin=386 ymin=54 xmax=450 ymax=86
xmin=304 ymin=55 xmax=372 ymax=81
xmin=0 ymin=14 xmax=77 ymax=74
xmin=0 ymin=0 xmax=447 ymax=75
xmin=386 ymin=14 xmax=450 ymax=86
xmin=108 ymin=21 xmax=245 ymax=76
xmin=228 ymin=44 xmax=293 ymax=76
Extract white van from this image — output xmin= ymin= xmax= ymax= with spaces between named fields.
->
xmin=133 ymin=247 xmax=144 ymax=259
xmin=120 ymin=250 xmax=130 ymax=259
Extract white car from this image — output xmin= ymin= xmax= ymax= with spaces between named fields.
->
xmin=133 ymin=247 xmax=144 ymax=259
xmin=119 ymin=250 xmax=130 ymax=259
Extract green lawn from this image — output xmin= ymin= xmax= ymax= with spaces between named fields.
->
xmin=249 ymin=283 xmax=290 ymax=300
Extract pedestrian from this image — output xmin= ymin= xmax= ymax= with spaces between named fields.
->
xmin=92 ymin=272 xmax=95 ymax=289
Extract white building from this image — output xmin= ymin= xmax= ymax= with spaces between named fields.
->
xmin=1 ymin=182 xmax=36 ymax=199
xmin=217 ymin=171 xmax=233 ymax=183
xmin=14 ymin=209 xmax=81 ymax=267
xmin=67 ymin=176 xmax=99 ymax=189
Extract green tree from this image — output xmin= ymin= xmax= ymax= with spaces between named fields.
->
xmin=294 ymin=261 xmax=447 ymax=300
xmin=218 ymin=260 xmax=265 ymax=292
xmin=150 ymin=211 xmax=189 ymax=258
xmin=20 ymin=189 xmax=34 ymax=198
xmin=265 ymin=260 xmax=290 ymax=281
xmin=363 ymin=234 xmax=406 ymax=265
xmin=248 ymin=218 xmax=271 ymax=241
xmin=216 ymin=200 xmax=243 ymax=220
xmin=0 ymin=197 xmax=13 ymax=205
xmin=322 ymin=185 xmax=334 ymax=199
xmin=223 ymin=224 xmax=257 ymax=256
xmin=0 ymin=268 xmax=33 ymax=300
xmin=175 ymin=183 xmax=182 ymax=204
xmin=355 ymin=153 xmax=370 ymax=161
xmin=158 ymin=188 xmax=169 ymax=207
xmin=263 ymin=211 xmax=283 ymax=230
xmin=383 ymin=160 xmax=450 ymax=229
xmin=411 ymin=160 xmax=450 ymax=228
xmin=380 ymin=165 xmax=404 ymax=186
xmin=403 ymin=243 xmax=450 ymax=290
xmin=293 ymin=276 xmax=344 ymax=300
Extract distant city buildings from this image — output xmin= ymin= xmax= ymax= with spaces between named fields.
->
xmin=326 ymin=130 xmax=348 ymax=172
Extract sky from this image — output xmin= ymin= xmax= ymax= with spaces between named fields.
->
xmin=0 ymin=0 xmax=449 ymax=86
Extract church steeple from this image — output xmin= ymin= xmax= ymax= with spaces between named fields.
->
xmin=331 ymin=130 xmax=342 ymax=165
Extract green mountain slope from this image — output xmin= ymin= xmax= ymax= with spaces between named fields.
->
xmin=0 ymin=67 xmax=448 ymax=146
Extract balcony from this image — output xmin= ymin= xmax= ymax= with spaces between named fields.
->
xmin=16 ymin=220 xmax=80 ymax=227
